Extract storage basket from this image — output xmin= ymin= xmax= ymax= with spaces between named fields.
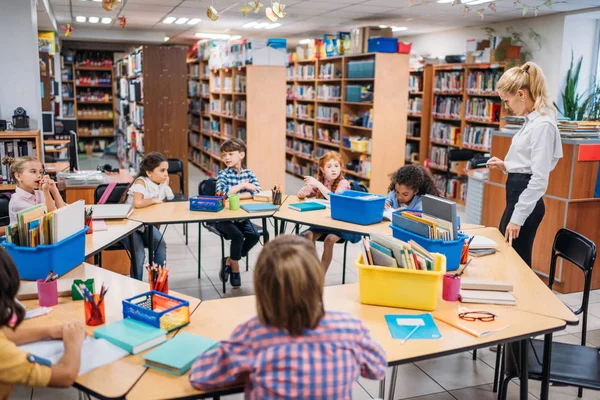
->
xmin=356 ymin=253 xmax=446 ymax=311
xmin=2 ymin=227 xmax=88 ymax=280
xmin=189 ymin=195 xmax=224 ymax=212
xmin=368 ymin=37 xmax=398 ymax=53
xmin=350 ymin=139 xmax=369 ymax=153
xmin=330 ymin=190 xmax=385 ymax=225
xmin=122 ymin=291 xmax=190 ymax=332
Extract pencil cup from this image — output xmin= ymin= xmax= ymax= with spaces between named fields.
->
xmin=37 ymin=279 xmax=58 ymax=307
xmin=149 ymin=274 xmax=169 ymax=294
xmin=229 ymin=194 xmax=240 ymax=211
xmin=442 ymin=274 xmax=461 ymax=302
xmin=84 ymin=294 xmax=106 ymax=326
xmin=85 ymin=216 xmax=94 ymax=235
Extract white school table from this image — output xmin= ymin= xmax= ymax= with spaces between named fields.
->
xmin=18 ymin=263 xmax=201 ymax=400
xmin=127 ymin=227 xmax=576 ymax=400
xmin=85 ymin=219 xmax=143 ymax=258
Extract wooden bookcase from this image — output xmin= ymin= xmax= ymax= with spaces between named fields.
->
xmin=286 ymin=53 xmax=409 ymax=195
xmin=406 ymin=65 xmax=433 ymax=165
xmin=115 ymin=45 xmax=189 ymax=197
xmin=189 ymin=65 xmax=286 ymax=191
xmin=427 ymin=63 xmax=505 ymax=205
xmin=0 ymin=130 xmax=42 ymax=190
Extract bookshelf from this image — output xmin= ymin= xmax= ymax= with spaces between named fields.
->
xmin=427 ymin=63 xmax=505 ymax=205
xmin=286 ymin=53 xmax=409 ymax=194
xmin=116 ymin=46 xmax=189 ymax=197
xmin=0 ymin=130 xmax=42 ymax=190
xmin=406 ymin=65 xmax=433 ymax=166
xmin=189 ymin=64 xmax=286 ymax=190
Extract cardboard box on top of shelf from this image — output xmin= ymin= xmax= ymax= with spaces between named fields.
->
xmin=350 ymin=26 xmax=393 ymax=55
xmin=296 ymin=44 xmax=308 ymax=60
xmin=465 ymin=39 xmax=491 ymax=63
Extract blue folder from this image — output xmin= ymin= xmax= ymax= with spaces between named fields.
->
xmin=241 ymin=203 xmax=279 ymax=213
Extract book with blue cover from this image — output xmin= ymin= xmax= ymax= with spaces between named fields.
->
xmin=385 ymin=313 xmax=442 ymax=341
xmin=143 ymin=332 xmax=218 ymax=376
xmin=288 ymin=201 xmax=327 ymax=212
xmin=93 ymin=318 xmax=167 ymax=354
xmin=240 ymin=203 xmax=279 ymax=213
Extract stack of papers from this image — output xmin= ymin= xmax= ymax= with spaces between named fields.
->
xmin=558 ymin=120 xmax=600 ymax=138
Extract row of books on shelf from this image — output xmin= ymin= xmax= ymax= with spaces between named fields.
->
xmin=430 ymin=145 xmax=449 ymax=167
xmin=126 ymin=50 xmax=143 ymax=77
xmin=316 ymin=106 xmax=341 ymax=123
xmin=433 ymin=96 xmax=461 ymax=119
xmin=408 ymin=98 xmax=422 ymax=114
xmin=129 ymin=103 xmax=144 ymax=128
xmin=287 ymin=139 xmax=313 ymax=157
xmin=434 ymin=71 xmax=463 ymax=93
xmin=317 ymin=85 xmax=341 ymax=100
xmin=347 ymin=59 xmax=375 ymax=79
xmin=406 ymin=143 xmax=418 ymax=162
xmin=286 ymin=160 xmax=317 ymax=176
xmin=465 ymin=99 xmax=501 ymax=122
xmin=463 ymin=126 xmax=494 ymax=150
xmin=75 ymin=74 xmax=111 ymax=87
xmin=0 ymin=140 xmax=36 ymax=183
xmin=407 ymin=120 xmax=421 ymax=138
xmin=235 ymin=75 xmax=246 ymax=93
xmin=293 ymin=85 xmax=314 ymax=100
xmin=409 ymin=75 xmax=422 ymax=92
xmin=128 ymin=79 xmax=143 ymax=103
xmin=318 ymin=63 xmax=342 ymax=80
xmin=466 ymin=69 xmax=502 ymax=95
xmin=430 ymin=123 xmax=493 ymax=150
xmin=431 ymin=122 xmax=459 ymax=145
xmin=188 ymin=81 xmax=209 ymax=97
xmin=287 ymin=121 xmax=313 ymax=138
xmin=433 ymin=175 xmax=466 ymax=202
xmin=62 ymin=103 xmax=74 ymax=118
xmin=76 ymin=108 xmax=114 ymax=119
xmin=78 ymin=125 xmax=113 ymax=137
xmin=344 ymin=110 xmax=373 ymax=128
xmin=188 ymin=64 xmax=200 ymax=78
xmin=296 ymin=65 xmax=315 ymax=80
xmin=77 ymin=90 xmax=112 ymax=103
xmin=347 ymin=154 xmax=371 ymax=177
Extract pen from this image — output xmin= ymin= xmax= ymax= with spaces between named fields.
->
xmin=400 ymin=325 xmax=420 ymax=344
xmin=467 ymin=236 xmax=475 ymax=246
xmin=453 ymin=259 xmax=473 ymax=278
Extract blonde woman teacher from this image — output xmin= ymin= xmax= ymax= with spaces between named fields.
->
xmin=487 ymin=62 xmax=562 ymax=267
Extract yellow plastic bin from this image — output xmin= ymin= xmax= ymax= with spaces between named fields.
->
xmin=350 ymin=139 xmax=369 ymax=153
xmin=356 ymin=253 xmax=446 ymax=311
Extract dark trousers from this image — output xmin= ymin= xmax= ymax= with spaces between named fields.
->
xmin=216 ymin=220 xmax=261 ymax=261
xmin=499 ymin=173 xmax=545 ymax=267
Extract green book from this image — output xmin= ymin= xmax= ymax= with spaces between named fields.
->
xmin=143 ymin=332 xmax=218 ymax=376
xmin=93 ymin=318 xmax=167 ymax=354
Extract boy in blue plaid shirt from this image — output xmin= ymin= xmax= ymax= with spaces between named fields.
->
xmin=216 ymin=138 xmax=262 ymax=288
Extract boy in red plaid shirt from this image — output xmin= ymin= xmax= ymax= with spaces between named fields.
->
xmin=189 ymin=235 xmax=387 ymax=399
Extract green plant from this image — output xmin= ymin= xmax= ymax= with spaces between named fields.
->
xmin=481 ymin=26 xmax=542 ymax=62
xmin=585 ymin=84 xmax=600 ymax=121
xmin=554 ymin=52 xmax=590 ymax=121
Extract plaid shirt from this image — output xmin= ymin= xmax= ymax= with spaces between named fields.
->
xmin=189 ymin=311 xmax=387 ymax=400
xmin=216 ymin=167 xmax=261 ymax=196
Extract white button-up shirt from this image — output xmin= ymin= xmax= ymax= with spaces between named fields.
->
xmin=503 ymin=108 xmax=563 ymax=226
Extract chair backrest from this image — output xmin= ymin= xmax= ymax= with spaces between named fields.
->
xmin=548 ymin=228 xmax=597 ymax=345
xmin=94 ymin=183 xmax=131 ymax=204
xmin=167 ymin=158 xmax=185 ymax=196
xmin=0 ymin=193 xmax=11 ymax=227
xmin=198 ymin=178 xmax=217 ymax=196
xmin=350 ymin=180 xmax=369 ymax=193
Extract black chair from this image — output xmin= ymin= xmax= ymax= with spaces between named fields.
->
xmin=167 ymin=158 xmax=188 ymax=244
xmin=0 ymin=193 xmax=11 ymax=227
xmin=93 ymin=183 xmax=138 ymax=279
xmin=445 ymin=149 xmax=474 ymax=197
xmin=197 ymin=179 xmax=268 ymax=294
xmin=498 ymin=228 xmax=597 ymax=400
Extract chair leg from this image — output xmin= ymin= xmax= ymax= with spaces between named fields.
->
xmin=342 ymin=241 xmax=348 ymax=284
xmin=197 ymin=224 xmax=202 ymax=279
xmin=294 ymin=223 xmax=299 ymax=234
xmin=493 ymin=344 xmax=503 ymax=393
xmin=246 ymin=256 xmax=249 ymax=272
xmin=472 ymin=349 xmax=477 ymax=360
xmin=499 ymin=373 xmax=516 ymax=400
xmin=498 ymin=344 xmax=507 ymax=399
xmin=185 ymin=223 xmax=188 ymax=246
xmin=387 ymin=365 xmax=398 ymax=400
xmin=220 ymin=235 xmax=226 ymax=294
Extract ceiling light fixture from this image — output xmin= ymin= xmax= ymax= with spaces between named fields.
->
xmin=88 ymin=16 xmax=99 ymax=23
xmin=175 ymin=17 xmax=189 ymax=24
xmin=299 ymin=38 xmax=311 ymax=44
xmin=164 ymin=36 xmax=170 ymax=42
xmin=392 ymin=26 xmax=408 ymax=32
xmin=379 ymin=25 xmax=388 ymax=28
xmin=188 ymin=18 xmax=201 ymax=25
xmin=101 ymin=17 xmax=111 ymax=24
xmin=253 ymin=22 xmax=269 ymax=29
xmin=162 ymin=16 xmax=177 ymax=24
xmin=265 ymin=22 xmax=281 ymax=29
xmin=242 ymin=21 xmax=257 ymax=28
xmin=464 ymin=0 xmax=491 ymax=4
xmin=92 ymin=0 xmax=102 ymax=2
xmin=230 ymin=35 xmax=242 ymax=40
xmin=75 ymin=16 xmax=86 ymax=22
xmin=195 ymin=32 xmax=233 ymax=39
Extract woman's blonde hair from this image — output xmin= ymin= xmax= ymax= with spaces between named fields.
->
xmin=496 ymin=62 xmax=555 ymax=115
xmin=254 ymin=235 xmax=325 ymax=336
xmin=4 ymin=156 xmax=40 ymax=183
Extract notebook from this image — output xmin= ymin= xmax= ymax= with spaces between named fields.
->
xmin=92 ymin=220 xmax=108 ymax=231
xmin=459 ymin=289 xmax=516 ymax=306
xmin=421 ymin=195 xmax=458 ymax=240
xmin=369 ymin=245 xmax=397 ymax=267
xmin=240 ymin=203 xmax=279 ymax=213
xmin=143 ymin=332 xmax=218 ymax=376
xmin=253 ymin=190 xmax=273 ymax=202
xmin=385 ymin=314 xmax=442 ymax=341
xmin=89 ymin=204 xmax=133 ymax=220
xmin=393 ymin=213 xmax=431 ymax=239
xmin=434 ymin=309 xmax=511 ymax=338
xmin=469 ymin=235 xmax=499 ymax=250
xmin=460 ymin=279 xmax=513 ymax=292
xmin=19 ymin=337 xmax=129 ymax=375
xmin=93 ymin=318 xmax=167 ymax=354
xmin=53 ymin=200 xmax=85 ymax=242
xmin=288 ymin=201 xmax=327 ymax=212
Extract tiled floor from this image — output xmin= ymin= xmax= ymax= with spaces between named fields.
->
xmin=14 ymin=164 xmax=600 ymax=399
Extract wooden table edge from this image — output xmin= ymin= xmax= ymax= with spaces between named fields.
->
xmin=85 ymin=220 xmax=143 ymax=258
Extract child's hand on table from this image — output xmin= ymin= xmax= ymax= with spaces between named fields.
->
xmin=244 ymin=181 xmax=259 ymax=192
xmin=152 ymin=198 xmax=163 ymax=204
xmin=63 ymin=321 xmax=86 ymax=346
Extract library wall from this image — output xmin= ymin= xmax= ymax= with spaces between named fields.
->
xmin=559 ymin=14 xmax=598 ymax=98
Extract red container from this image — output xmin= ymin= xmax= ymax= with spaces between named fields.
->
xmin=398 ymin=42 xmax=412 ymax=54
xmin=442 ymin=274 xmax=461 ymax=302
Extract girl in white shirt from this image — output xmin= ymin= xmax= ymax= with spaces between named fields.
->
xmin=487 ymin=62 xmax=562 ymax=267
xmin=124 ymin=152 xmax=174 ymax=279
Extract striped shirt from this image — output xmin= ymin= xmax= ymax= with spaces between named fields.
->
xmin=216 ymin=167 xmax=261 ymax=196
xmin=189 ymin=311 xmax=387 ymax=399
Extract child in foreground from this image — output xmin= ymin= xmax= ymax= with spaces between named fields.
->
xmin=298 ymin=151 xmax=360 ymax=270
xmin=385 ymin=164 xmax=438 ymax=211
xmin=124 ymin=152 xmax=173 ymax=279
xmin=189 ymin=235 xmax=387 ymax=399
xmin=0 ymin=248 xmax=86 ymax=398
xmin=8 ymin=156 xmax=66 ymax=224
xmin=215 ymin=138 xmax=262 ymax=288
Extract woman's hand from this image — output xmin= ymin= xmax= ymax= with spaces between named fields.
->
xmin=486 ymin=157 xmax=506 ymax=172
xmin=505 ymin=222 xmax=521 ymax=246
xmin=303 ymin=176 xmax=320 ymax=187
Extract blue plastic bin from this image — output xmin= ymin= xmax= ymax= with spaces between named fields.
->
xmin=368 ymin=37 xmax=399 ymax=53
xmin=330 ymin=190 xmax=386 ymax=225
xmin=2 ymin=227 xmax=88 ymax=281
xmin=189 ymin=195 xmax=224 ymax=212
xmin=123 ymin=291 xmax=190 ymax=332
xmin=390 ymin=225 xmax=468 ymax=271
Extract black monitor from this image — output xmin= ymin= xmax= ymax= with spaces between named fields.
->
xmin=69 ymin=130 xmax=79 ymax=172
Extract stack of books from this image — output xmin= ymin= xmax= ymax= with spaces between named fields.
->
xmin=558 ymin=120 xmax=600 ymax=138
xmin=391 ymin=195 xmax=458 ymax=241
xmin=361 ymin=233 xmax=444 ymax=271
